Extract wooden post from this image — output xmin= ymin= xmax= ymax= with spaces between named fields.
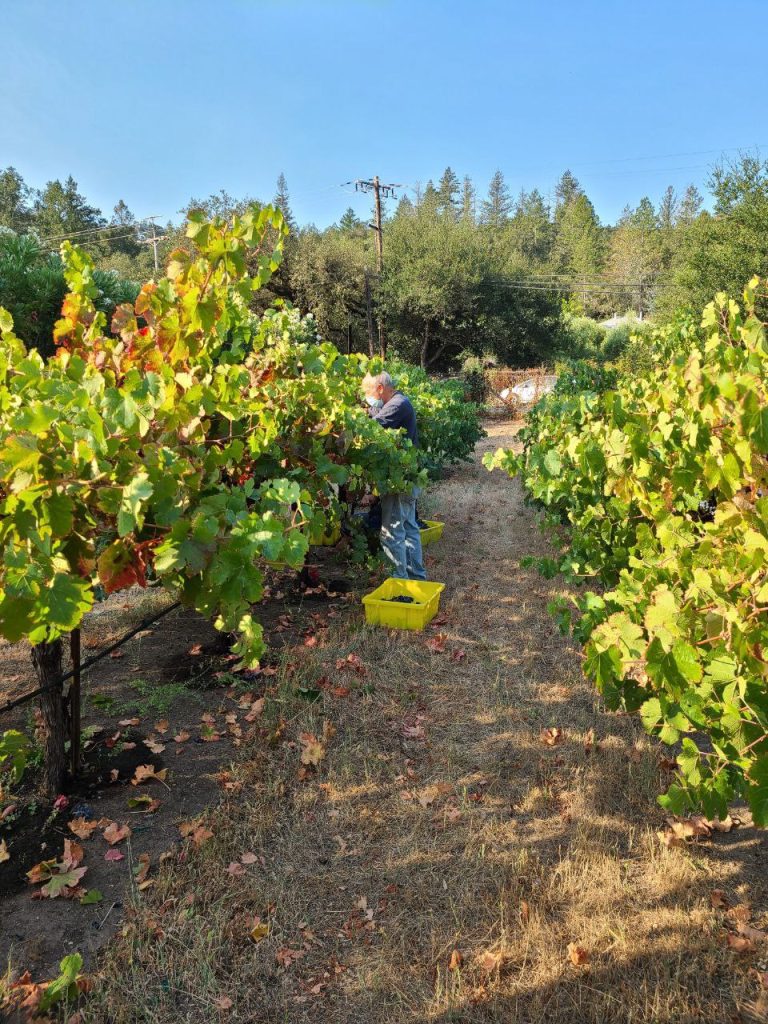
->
xmin=31 ymin=639 xmax=66 ymax=796
xmin=70 ymin=628 xmax=81 ymax=777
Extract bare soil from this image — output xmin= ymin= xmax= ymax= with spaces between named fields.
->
xmin=3 ymin=422 xmax=768 ymax=1023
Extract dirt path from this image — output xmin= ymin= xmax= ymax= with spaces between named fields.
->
xmin=74 ymin=423 xmax=768 ymax=1022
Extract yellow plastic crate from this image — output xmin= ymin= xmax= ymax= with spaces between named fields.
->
xmin=309 ymin=522 xmax=341 ymax=546
xmin=362 ymin=578 xmax=445 ymax=630
xmin=419 ymin=520 xmax=444 ymax=547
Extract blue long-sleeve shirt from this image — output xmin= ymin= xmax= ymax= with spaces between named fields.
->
xmin=372 ymin=391 xmax=419 ymax=447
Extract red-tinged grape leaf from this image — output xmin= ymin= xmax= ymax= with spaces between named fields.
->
xmin=97 ymin=539 xmax=148 ymax=595
xmin=104 ymin=848 xmax=124 ymax=863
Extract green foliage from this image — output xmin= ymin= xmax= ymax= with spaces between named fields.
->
xmin=486 ymin=280 xmax=768 ymax=824
xmin=559 ymin=314 xmax=606 ymax=359
xmin=602 ymin=319 xmax=654 ymax=362
xmin=38 ymin=953 xmax=84 ymax=1013
xmin=0 ymin=729 xmax=31 ymax=786
xmin=0 ymin=204 xmax=423 ymax=673
xmin=0 ymin=231 xmax=140 ymax=357
xmin=384 ymin=360 xmax=485 ymax=475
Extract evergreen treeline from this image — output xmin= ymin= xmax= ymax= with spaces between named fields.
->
xmin=2 ymin=156 xmax=768 ymax=367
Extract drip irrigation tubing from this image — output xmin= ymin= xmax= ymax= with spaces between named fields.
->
xmin=0 ymin=600 xmax=182 ymax=717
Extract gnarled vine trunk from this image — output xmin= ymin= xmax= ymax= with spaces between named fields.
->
xmin=31 ymin=639 xmax=66 ymax=796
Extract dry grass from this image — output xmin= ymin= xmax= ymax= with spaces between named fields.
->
xmin=78 ymin=422 xmax=767 ymax=1024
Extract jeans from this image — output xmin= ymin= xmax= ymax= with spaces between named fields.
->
xmin=380 ymin=491 xmax=427 ymax=580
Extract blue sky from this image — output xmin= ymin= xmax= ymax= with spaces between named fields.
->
xmin=2 ymin=0 xmax=767 ymax=229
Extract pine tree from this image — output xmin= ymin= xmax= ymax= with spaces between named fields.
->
xmin=0 ymin=166 xmax=33 ymax=231
xmin=339 ymin=206 xmax=361 ymax=231
xmin=480 ymin=170 xmax=511 ymax=228
xmin=658 ymin=186 xmax=679 ymax=230
xmin=437 ymin=166 xmax=460 ymax=217
xmin=395 ymin=194 xmax=415 ymax=218
xmin=461 ymin=176 xmax=476 ymax=221
xmin=274 ymin=172 xmax=296 ymax=231
xmin=677 ymin=183 xmax=703 ymax=225
xmin=33 ymin=176 xmax=105 ymax=242
xmin=554 ymin=170 xmax=583 ymax=214
xmin=421 ymin=180 xmax=439 ymax=213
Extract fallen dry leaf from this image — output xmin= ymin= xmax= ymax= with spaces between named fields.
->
xmin=250 ymin=921 xmax=270 ymax=943
xmin=448 ymin=949 xmax=462 ymax=971
xmin=226 ymin=861 xmax=246 ymax=877
xmin=727 ymin=932 xmax=755 ymax=954
xmin=174 ymin=730 xmax=191 ymax=743
xmin=118 ymin=717 xmax=139 ymax=727
xmin=102 ymin=822 xmax=131 ymax=846
xmin=727 ymin=904 xmax=753 ymax=925
xmin=153 ymin=719 xmax=169 ymax=734
xmin=426 ymin=633 xmax=447 ymax=653
xmin=213 ymin=995 xmax=233 ymax=1010
xmin=104 ymin=848 xmax=124 ymax=863
xmin=68 ymin=817 xmax=101 ymax=840
xmin=299 ymin=732 xmax=326 ymax=767
xmin=567 ymin=943 xmax=590 ymax=966
xmin=145 ymin=737 xmax=166 ymax=754
xmin=540 ymin=727 xmax=564 ymax=746
xmin=134 ymin=853 xmax=150 ymax=885
xmin=738 ymin=923 xmax=767 ymax=943
xmin=178 ymin=821 xmax=213 ymax=847
xmin=478 ymin=949 xmax=504 ymax=973
xmin=0 ymin=839 xmax=9 ymax=863
xmin=240 ymin=852 xmax=258 ymax=865
xmin=711 ymin=890 xmax=730 ymax=910
xmin=449 ymin=649 xmax=466 ymax=663
xmin=131 ymin=765 xmax=168 ymax=786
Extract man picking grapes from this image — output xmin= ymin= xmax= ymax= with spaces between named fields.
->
xmin=362 ymin=371 xmax=427 ymax=581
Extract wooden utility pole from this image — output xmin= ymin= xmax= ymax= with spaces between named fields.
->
xmin=364 ymin=268 xmax=376 ymax=356
xmin=355 ymin=177 xmax=400 ymax=358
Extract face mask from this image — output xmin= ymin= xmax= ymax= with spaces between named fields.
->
xmin=366 ymin=396 xmax=384 ymax=409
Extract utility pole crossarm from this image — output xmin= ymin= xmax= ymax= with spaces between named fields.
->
xmin=354 ymin=177 xmax=400 ymax=358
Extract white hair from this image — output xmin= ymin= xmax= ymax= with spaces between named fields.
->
xmin=364 ymin=370 xmax=393 ymax=388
